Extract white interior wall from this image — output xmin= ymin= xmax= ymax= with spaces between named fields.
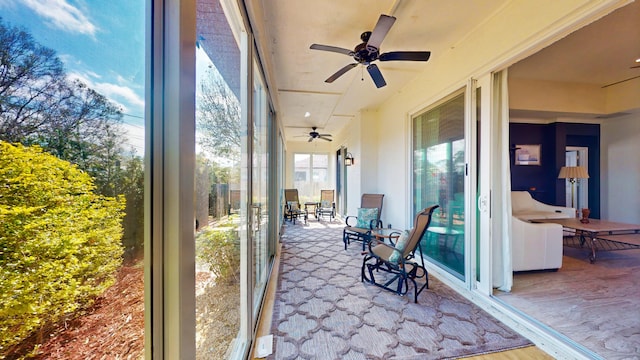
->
xmin=601 ymin=113 xmax=640 ymax=223
xmin=605 ymin=78 xmax=640 ymax=114
xmin=509 ymin=78 xmax=606 ymax=114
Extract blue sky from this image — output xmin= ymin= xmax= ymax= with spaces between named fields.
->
xmin=0 ymin=0 xmax=145 ymax=153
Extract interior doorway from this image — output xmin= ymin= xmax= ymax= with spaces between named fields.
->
xmin=565 ymin=146 xmax=589 ymax=211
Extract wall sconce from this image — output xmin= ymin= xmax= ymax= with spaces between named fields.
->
xmin=345 ymin=152 xmax=354 ymax=166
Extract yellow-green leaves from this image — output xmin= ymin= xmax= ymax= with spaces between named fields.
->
xmin=0 ymin=142 xmax=125 ymax=355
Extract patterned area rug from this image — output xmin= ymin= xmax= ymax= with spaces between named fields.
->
xmin=267 ymin=221 xmax=532 ymax=360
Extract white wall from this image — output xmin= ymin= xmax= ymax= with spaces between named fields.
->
xmin=370 ymin=0 xmax=612 ymax=229
xmin=601 ymin=113 xmax=640 ymax=223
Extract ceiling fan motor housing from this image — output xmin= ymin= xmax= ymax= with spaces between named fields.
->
xmin=354 ymin=42 xmax=379 ymax=64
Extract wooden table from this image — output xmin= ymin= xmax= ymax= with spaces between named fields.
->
xmin=530 ymin=218 xmax=640 ymax=263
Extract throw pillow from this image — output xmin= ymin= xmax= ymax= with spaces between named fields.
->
xmin=287 ymin=201 xmax=299 ymax=211
xmin=355 ymin=208 xmax=378 ymax=229
xmin=389 ymin=230 xmax=411 ymax=263
xmin=321 ymin=200 xmax=331 ymax=209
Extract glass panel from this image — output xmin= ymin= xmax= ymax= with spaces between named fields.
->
xmin=194 ymin=2 xmax=245 ymax=357
xmin=476 ymin=87 xmax=481 ymax=282
xmin=293 ymin=153 xmax=329 ymax=202
xmin=252 ymin=61 xmax=269 ymax=313
xmin=0 ymin=3 xmax=145 ymax=358
xmin=413 ymin=92 xmax=466 ymax=279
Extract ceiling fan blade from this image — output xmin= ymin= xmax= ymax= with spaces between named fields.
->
xmin=318 ymin=136 xmax=332 ymax=142
xmin=318 ymin=134 xmax=332 ymax=137
xmin=367 ymin=64 xmax=387 ymax=88
xmin=310 ymin=44 xmax=354 ymax=56
xmin=325 ymin=63 xmax=358 ymax=83
xmin=366 ymin=14 xmax=396 ymax=51
xmin=379 ymin=51 xmax=431 ymax=62
xmin=308 ymin=137 xmax=314 ymax=142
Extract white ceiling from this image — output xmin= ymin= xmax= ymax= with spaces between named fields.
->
xmin=249 ymin=0 xmax=640 ymax=141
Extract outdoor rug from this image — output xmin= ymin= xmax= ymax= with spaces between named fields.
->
xmin=267 ymin=221 xmax=532 ymax=360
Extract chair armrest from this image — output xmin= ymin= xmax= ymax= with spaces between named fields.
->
xmin=366 ymin=237 xmax=396 ymax=253
xmin=533 ymin=200 xmax=575 ymax=218
xmin=345 ymin=215 xmax=357 ymax=226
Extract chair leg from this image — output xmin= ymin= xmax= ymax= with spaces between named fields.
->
xmin=361 ymin=255 xmax=373 ymax=282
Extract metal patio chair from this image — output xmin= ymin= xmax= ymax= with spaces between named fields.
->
xmin=361 ymin=205 xmax=439 ymax=303
xmin=284 ymin=188 xmax=307 ymax=225
xmin=316 ymin=189 xmax=336 ymax=221
xmin=342 ymin=193 xmax=384 ymax=250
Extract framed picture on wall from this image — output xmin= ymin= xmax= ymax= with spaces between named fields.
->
xmin=515 ymin=144 xmax=541 ymax=165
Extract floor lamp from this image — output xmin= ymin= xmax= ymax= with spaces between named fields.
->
xmin=558 ymin=166 xmax=589 ymax=208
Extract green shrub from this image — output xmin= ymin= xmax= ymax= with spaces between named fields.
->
xmin=196 ymin=226 xmax=240 ymax=284
xmin=0 ymin=142 xmax=125 ymax=355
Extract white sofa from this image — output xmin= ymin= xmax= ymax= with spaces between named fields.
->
xmin=511 ymin=191 xmax=574 ymax=271
xmin=512 ymin=216 xmax=563 ymax=271
xmin=511 ymin=191 xmax=575 ymax=220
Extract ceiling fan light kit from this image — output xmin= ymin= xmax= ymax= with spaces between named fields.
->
xmin=307 ymin=127 xmax=333 ymax=142
xmin=310 ymin=14 xmax=431 ymax=88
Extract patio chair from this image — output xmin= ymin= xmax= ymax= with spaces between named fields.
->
xmin=316 ymin=189 xmax=336 ymax=221
xmin=284 ymin=188 xmax=307 ymax=224
xmin=362 ymin=205 xmax=439 ymax=303
xmin=342 ymin=193 xmax=384 ymax=250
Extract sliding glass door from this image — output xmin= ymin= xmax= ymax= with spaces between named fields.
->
xmin=252 ymin=61 xmax=270 ymax=316
xmin=194 ymin=3 xmax=247 ymax=357
xmin=413 ymin=90 xmax=466 ymax=279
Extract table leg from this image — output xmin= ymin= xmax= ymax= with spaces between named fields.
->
xmin=577 ymin=230 xmax=597 ymax=263
xmin=587 ymin=231 xmax=597 ymax=263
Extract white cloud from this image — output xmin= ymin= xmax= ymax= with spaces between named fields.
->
xmin=93 ymin=82 xmax=145 ymax=109
xmin=21 ymin=0 xmax=97 ymax=37
xmin=121 ymin=122 xmax=145 ymax=156
xmin=68 ymin=71 xmax=145 ymax=114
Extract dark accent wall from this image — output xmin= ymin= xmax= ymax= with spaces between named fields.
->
xmin=510 ymin=122 xmax=600 ymax=218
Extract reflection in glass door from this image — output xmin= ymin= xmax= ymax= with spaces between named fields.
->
xmin=252 ymin=62 xmax=269 ymax=314
xmin=413 ymin=91 xmax=466 ymax=279
xmin=194 ymin=5 xmax=246 ymax=357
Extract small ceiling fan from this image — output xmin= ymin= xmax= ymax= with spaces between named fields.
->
xmin=310 ymin=14 xmax=431 ymax=88
xmin=307 ymin=127 xmax=332 ymax=142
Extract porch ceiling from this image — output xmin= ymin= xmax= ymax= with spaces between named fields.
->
xmin=247 ymin=0 xmax=639 ymax=142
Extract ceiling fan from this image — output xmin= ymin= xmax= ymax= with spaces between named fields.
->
xmin=307 ymin=127 xmax=332 ymax=142
xmin=310 ymin=14 xmax=431 ymax=88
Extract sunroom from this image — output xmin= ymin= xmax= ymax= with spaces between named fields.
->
xmin=151 ymin=0 xmax=640 ymax=359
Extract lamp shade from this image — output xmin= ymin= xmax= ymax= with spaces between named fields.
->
xmin=558 ymin=166 xmax=589 ymax=179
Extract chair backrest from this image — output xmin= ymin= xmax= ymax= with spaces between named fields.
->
xmin=401 ymin=205 xmax=439 ymax=258
xmin=284 ymin=189 xmax=300 ymax=203
xmin=320 ymin=189 xmax=334 ymax=203
xmin=361 ymin=193 xmax=384 ymax=222
xmin=230 ymin=189 xmax=241 ymax=210
xmin=511 ymin=191 xmax=535 ymax=213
